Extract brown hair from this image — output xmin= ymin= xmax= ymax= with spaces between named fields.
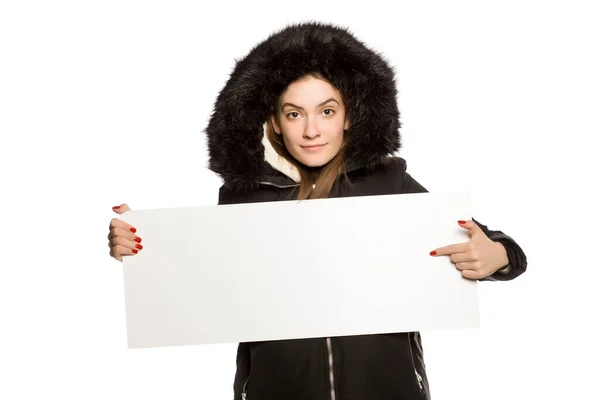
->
xmin=266 ymin=74 xmax=349 ymax=200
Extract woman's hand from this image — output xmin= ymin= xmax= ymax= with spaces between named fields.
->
xmin=430 ymin=220 xmax=509 ymax=280
xmin=108 ymin=204 xmax=142 ymax=262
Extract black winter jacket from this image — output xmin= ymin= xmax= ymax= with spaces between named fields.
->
xmin=204 ymin=22 xmax=527 ymax=400
xmin=217 ymin=157 xmax=526 ymax=400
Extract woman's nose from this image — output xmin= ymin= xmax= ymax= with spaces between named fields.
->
xmin=303 ymin=117 xmax=320 ymax=139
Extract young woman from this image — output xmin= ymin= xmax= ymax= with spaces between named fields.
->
xmin=108 ymin=22 xmax=527 ymax=400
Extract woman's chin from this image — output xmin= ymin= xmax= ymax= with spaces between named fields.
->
xmin=297 ymin=155 xmax=334 ymax=168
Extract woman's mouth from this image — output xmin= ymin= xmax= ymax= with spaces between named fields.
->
xmin=301 ymin=144 xmax=326 ymax=152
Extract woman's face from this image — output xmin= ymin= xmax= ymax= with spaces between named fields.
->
xmin=272 ymin=76 xmax=350 ymax=167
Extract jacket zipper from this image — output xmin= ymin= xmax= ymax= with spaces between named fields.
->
xmin=258 ymin=181 xmax=300 ymax=189
xmin=326 ymin=337 xmax=337 ymax=400
xmin=407 ymin=332 xmax=424 ymax=391
xmin=241 ymin=340 xmax=336 ymax=400
xmin=242 ymin=336 xmax=421 ymax=398
xmin=241 ymin=376 xmax=249 ymax=400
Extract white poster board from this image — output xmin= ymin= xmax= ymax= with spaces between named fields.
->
xmin=121 ymin=192 xmax=478 ymax=349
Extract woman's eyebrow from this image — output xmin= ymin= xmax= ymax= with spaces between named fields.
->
xmin=281 ymin=98 xmax=339 ymax=111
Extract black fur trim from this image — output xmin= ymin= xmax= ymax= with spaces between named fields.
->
xmin=205 ymin=21 xmax=401 ymax=191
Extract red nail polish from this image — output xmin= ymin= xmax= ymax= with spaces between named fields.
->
xmin=135 ymin=244 xmax=143 ymax=250
xmin=130 ymin=227 xmax=137 ymax=233
xmin=134 ymin=237 xmax=142 ymax=243
xmin=430 ymin=251 xmax=437 ymax=256
xmin=112 ymin=206 xmax=120 ymax=210
xmin=132 ymin=249 xmax=138 ymax=254
xmin=458 ymin=220 xmax=466 ymax=225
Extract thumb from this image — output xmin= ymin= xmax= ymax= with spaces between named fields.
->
xmin=112 ymin=203 xmax=131 ymax=214
xmin=457 ymin=219 xmax=482 ymax=236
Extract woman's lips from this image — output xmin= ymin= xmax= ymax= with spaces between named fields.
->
xmin=301 ymin=144 xmax=326 ymax=152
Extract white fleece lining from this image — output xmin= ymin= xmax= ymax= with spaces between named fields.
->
xmin=261 ymin=122 xmax=301 ymax=183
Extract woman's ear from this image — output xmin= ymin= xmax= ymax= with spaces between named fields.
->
xmin=344 ymin=118 xmax=350 ymax=131
xmin=271 ymin=114 xmax=282 ymax=135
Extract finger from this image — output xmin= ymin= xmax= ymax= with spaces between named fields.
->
xmin=431 ymin=242 xmax=470 ymax=256
xmin=110 ymin=236 xmax=143 ymax=252
xmin=108 ymin=226 xmax=141 ymax=243
xmin=109 ymin=247 xmax=123 ymax=262
xmin=109 ymin=217 xmax=138 ymax=234
xmin=461 ymin=269 xmax=484 ymax=280
xmin=450 ymin=252 xmax=474 ymax=263
xmin=111 ymin=243 xmax=141 ymax=261
xmin=454 ymin=261 xmax=476 ymax=271
xmin=108 ymin=231 xmax=142 ymax=250
xmin=112 ymin=203 xmax=131 ymax=214
xmin=458 ymin=219 xmax=483 ymax=236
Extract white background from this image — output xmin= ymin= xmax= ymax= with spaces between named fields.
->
xmin=1 ymin=1 xmax=598 ymax=399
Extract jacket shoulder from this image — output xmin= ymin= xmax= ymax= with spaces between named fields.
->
xmin=376 ymin=156 xmax=407 ymax=172
xmin=350 ymin=156 xmax=428 ymax=195
xmin=347 ymin=156 xmax=408 ymax=195
xmin=377 ymin=156 xmax=410 ymax=193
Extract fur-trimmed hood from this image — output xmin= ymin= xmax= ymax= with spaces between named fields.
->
xmin=205 ymin=22 xmax=401 ymax=191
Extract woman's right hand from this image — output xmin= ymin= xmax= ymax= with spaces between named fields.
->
xmin=108 ymin=203 xmax=143 ymax=262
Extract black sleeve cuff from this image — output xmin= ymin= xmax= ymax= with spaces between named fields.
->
xmin=473 ymin=219 xmax=528 ymax=282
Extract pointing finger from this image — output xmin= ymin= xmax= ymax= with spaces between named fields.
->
xmin=430 ymin=242 xmax=470 ymax=256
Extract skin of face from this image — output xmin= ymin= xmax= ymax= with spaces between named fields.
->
xmin=271 ymin=76 xmax=350 ymax=167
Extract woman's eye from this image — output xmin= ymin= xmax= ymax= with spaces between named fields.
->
xmin=288 ymin=112 xmax=300 ymax=119
xmin=323 ymin=109 xmax=334 ymax=116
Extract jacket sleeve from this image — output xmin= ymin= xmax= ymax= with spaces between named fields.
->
xmin=401 ymin=169 xmax=527 ymax=282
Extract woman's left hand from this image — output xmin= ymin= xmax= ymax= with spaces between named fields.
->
xmin=430 ymin=220 xmax=509 ymax=280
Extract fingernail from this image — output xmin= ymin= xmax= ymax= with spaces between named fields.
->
xmin=130 ymin=227 xmax=137 ymax=233
xmin=112 ymin=205 xmax=120 ymax=210
xmin=134 ymin=237 xmax=142 ymax=243
xmin=430 ymin=251 xmax=437 ymax=256
xmin=458 ymin=220 xmax=466 ymax=225
xmin=135 ymin=244 xmax=143 ymax=250
xmin=132 ymin=249 xmax=138 ymax=254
